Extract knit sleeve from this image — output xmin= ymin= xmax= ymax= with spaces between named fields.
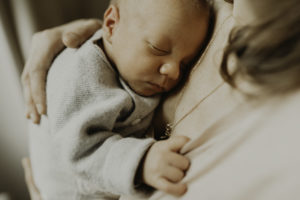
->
xmin=46 ymin=46 xmax=155 ymax=197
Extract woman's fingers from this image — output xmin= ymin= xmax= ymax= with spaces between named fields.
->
xmin=21 ymin=158 xmax=43 ymax=200
xmin=62 ymin=19 xmax=102 ymax=48
xmin=21 ymin=19 xmax=102 ymax=122
xmin=29 ymin=68 xmax=47 ymax=116
xmin=22 ymin=28 xmax=65 ymax=122
xmin=21 ymin=74 xmax=40 ymax=123
xmin=21 ymin=19 xmax=102 ymax=121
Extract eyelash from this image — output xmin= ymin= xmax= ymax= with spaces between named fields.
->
xmin=150 ymin=44 xmax=160 ymax=51
xmin=148 ymin=43 xmax=169 ymax=56
xmin=146 ymin=41 xmax=193 ymax=69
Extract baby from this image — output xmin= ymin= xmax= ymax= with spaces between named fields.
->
xmin=29 ymin=0 xmax=210 ymax=199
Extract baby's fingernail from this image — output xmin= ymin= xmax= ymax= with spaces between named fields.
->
xmin=36 ymin=104 xmax=44 ymax=115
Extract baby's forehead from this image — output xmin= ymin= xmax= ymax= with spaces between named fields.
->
xmin=119 ymin=0 xmax=209 ymax=33
xmin=118 ymin=0 xmax=209 ymax=16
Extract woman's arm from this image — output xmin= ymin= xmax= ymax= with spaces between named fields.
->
xmin=21 ymin=19 xmax=101 ymax=124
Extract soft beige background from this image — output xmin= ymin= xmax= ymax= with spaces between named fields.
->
xmin=0 ymin=0 xmax=109 ymax=199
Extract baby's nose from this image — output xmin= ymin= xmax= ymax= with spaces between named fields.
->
xmin=159 ymin=63 xmax=180 ymax=80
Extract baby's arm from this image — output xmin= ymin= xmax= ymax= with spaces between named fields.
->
xmin=45 ymin=45 xmax=156 ymax=196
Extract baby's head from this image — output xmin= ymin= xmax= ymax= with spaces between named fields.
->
xmin=102 ymin=0 xmax=210 ymax=96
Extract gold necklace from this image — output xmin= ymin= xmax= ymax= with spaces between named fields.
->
xmin=161 ymin=82 xmax=224 ymax=139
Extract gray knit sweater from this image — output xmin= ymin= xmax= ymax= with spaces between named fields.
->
xmin=29 ymin=30 xmax=160 ymax=200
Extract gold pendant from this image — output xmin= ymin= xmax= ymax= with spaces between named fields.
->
xmin=160 ymin=123 xmax=173 ymax=140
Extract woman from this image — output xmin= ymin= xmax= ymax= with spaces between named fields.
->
xmin=22 ymin=0 xmax=300 ymax=199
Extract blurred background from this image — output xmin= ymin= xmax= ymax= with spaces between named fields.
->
xmin=0 ymin=0 xmax=109 ymax=199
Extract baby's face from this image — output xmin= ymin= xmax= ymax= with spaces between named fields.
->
xmin=108 ymin=0 xmax=209 ymax=96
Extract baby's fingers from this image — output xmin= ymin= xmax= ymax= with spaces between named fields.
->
xmin=167 ymin=136 xmax=190 ymax=152
xmin=156 ymin=178 xmax=187 ymax=196
xmin=167 ymin=152 xmax=190 ymax=171
xmin=163 ymin=166 xmax=185 ymax=183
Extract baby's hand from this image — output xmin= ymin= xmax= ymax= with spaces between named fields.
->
xmin=142 ymin=136 xmax=190 ymax=196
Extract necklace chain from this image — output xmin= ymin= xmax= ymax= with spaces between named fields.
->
xmin=161 ymin=82 xmax=224 ymax=139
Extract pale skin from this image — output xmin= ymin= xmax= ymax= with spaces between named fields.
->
xmin=22 ymin=0 xmax=210 ymax=198
xmin=102 ymin=0 xmax=208 ymax=97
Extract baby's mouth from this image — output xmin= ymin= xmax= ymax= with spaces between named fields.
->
xmin=147 ymin=82 xmax=165 ymax=92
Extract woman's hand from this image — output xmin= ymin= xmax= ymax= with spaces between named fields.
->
xmin=142 ymin=136 xmax=190 ymax=196
xmin=22 ymin=158 xmax=42 ymax=200
xmin=21 ymin=19 xmax=102 ymax=124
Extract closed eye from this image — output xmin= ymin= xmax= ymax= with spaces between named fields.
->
xmin=147 ymin=42 xmax=170 ymax=56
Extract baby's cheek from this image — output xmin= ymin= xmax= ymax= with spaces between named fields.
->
xmin=168 ymin=79 xmax=181 ymax=90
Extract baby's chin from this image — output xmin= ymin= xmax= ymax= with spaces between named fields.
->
xmin=126 ymin=80 xmax=168 ymax=96
xmin=132 ymin=86 xmax=163 ymax=97
xmin=134 ymin=89 xmax=161 ymax=97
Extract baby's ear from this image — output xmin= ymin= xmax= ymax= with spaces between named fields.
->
xmin=103 ymin=5 xmax=120 ymax=43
